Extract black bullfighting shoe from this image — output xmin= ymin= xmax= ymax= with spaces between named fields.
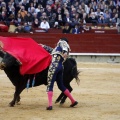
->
xmin=46 ymin=106 xmax=53 ymax=110
xmin=70 ymin=101 xmax=78 ymax=107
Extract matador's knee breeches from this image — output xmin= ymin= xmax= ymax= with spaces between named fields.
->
xmin=47 ymin=54 xmax=61 ymax=91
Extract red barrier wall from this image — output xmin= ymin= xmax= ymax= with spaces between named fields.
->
xmin=1 ymin=33 xmax=120 ymax=53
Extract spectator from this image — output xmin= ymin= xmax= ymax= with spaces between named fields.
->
xmin=45 ymin=5 xmax=53 ymax=20
xmin=32 ymin=18 xmax=40 ymax=28
xmin=14 ymin=24 xmax=24 ymax=33
xmin=104 ymin=10 xmax=111 ymax=23
xmin=15 ymin=13 xmax=23 ymax=25
xmin=30 ymin=7 xmax=36 ymax=16
xmin=62 ymin=24 xmax=71 ymax=33
xmin=39 ymin=18 xmax=50 ymax=32
xmin=35 ymin=4 xmax=42 ymax=13
xmin=22 ymin=0 xmax=29 ymax=11
xmin=7 ymin=2 xmax=14 ymax=13
xmin=0 ymin=11 xmax=7 ymax=22
xmin=8 ymin=6 xmax=17 ymax=19
xmin=31 ymin=0 xmax=38 ymax=8
xmin=47 ymin=0 xmax=54 ymax=6
xmin=37 ymin=6 xmax=45 ymax=19
xmin=98 ymin=13 xmax=106 ymax=23
xmin=24 ymin=12 xmax=33 ymax=24
xmin=72 ymin=24 xmax=80 ymax=34
xmin=18 ymin=6 xmax=27 ymax=19
xmin=95 ymin=8 xmax=104 ymax=19
xmin=88 ymin=12 xmax=98 ymax=24
xmin=40 ymin=12 xmax=49 ymax=21
xmin=57 ymin=14 xmax=63 ymax=26
xmin=28 ymin=2 xmax=34 ymax=13
xmin=116 ymin=22 xmax=120 ymax=34
xmin=33 ymin=13 xmax=39 ymax=22
xmin=7 ymin=13 xmax=16 ymax=23
xmin=23 ymin=22 xmax=33 ymax=33
xmin=49 ymin=13 xmax=57 ymax=28
xmin=53 ymin=21 xmax=61 ymax=29
xmin=63 ymin=12 xmax=72 ymax=26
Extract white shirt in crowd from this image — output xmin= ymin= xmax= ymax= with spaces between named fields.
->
xmin=39 ymin=21 xmax=50 ymax=29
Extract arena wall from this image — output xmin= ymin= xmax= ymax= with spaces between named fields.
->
xmin=1 ymin=32 xmax=120 ymax=63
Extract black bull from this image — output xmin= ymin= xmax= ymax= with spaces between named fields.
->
xmin=0 ymin=52 xmax=80 ymax=107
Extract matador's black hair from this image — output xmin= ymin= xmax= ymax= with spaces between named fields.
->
xmin=60 ymin=38 xmax=69 ymax=43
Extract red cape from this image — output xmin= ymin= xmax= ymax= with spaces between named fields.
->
xmin=0 ymin=36 xmax=52 ymax=75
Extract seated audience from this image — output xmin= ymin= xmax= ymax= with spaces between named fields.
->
xmin=0 ymin=0 xmax=119 ymax=33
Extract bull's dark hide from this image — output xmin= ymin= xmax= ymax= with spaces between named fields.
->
xmin=0 ymin=52 xmax=80 ymax=107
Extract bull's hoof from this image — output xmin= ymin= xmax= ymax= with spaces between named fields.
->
xmin=60 ymin=102 xmax=64 ymax=105
xmin=16 ymin=102 xmax=21 ymax=105
xmin=9 ymin=102 xmax=15 ymax=107
xmin=55 ymin=101 xmax=59 ymax=104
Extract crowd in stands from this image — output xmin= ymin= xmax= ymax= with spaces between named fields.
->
xmin=0 ymin=0 xmax=120 ymax=33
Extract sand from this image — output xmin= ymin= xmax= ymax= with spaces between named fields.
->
xmin=0 ymin=62 xmax=120 ymax=120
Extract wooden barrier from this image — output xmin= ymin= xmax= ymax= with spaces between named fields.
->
xmin=0 ymin=32 xmax=120 ymax=53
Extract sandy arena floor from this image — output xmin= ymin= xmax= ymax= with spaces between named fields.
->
xmin=0 ymin=62 xmax=120 ymax=120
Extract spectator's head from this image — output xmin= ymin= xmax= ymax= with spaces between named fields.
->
xmin=18 ymin=2 xmax=22 ymax=8
xmin=8 ymin=2 xmax=12 ymax=7
xmin=1 ymin=11 xmax=6 ymax=16
xmin=33 ymin=0 xmax=37 ymax=3
xmin=57 ymin=7 xmax=61 ymax=13
xmin=18 ymin=24 xmax=22 ymax=30
xmin=17 ymin=13 xmax=22 ymax=18
xmin=71 ymin=7 xmax=76 ymax=14
xmin=30 ymin=2 xmax=34 ymax=7
xmin=34 ymin=18 xmax=39 ymax=23
xmin=52 ymin=13 xmax=56 ymax=18
xmin=11 ymin=6 xmax=15 ymax=11
xmin=30 ymin=7 xmax=35 ymax=14
xmin=24 ymin=22 xmax=28 ymax=26
xmin=47 ymin=5 xmax=52 ymax=12
xmin=75 ymin=24 xmax=79 ymax=28
xmin=20 ymin=6 xmax=25 ymax=11
xmin=42 ymin=12 xmax=47 ymax=17
xmin=27 ymin=12 xmax=31 ymax=17
xmin=33 ymin=13 xmax=38 ymax=18
xmin=37 ymin=4 xmax=42 ymax=9
xmin=40 ymin=7 xmax=44 ymax=13
xmin=10 ymin=0 xmax=14 ymax=3
xmin=1 ymin=2 xmax=6 ymax=7
xmin=43 ymin=18 xmax=47 ymax=23
xmin=23 ymin=0 xmax=27 ymax=4
xmin=1 ymin=6 xmax=7 ymax=12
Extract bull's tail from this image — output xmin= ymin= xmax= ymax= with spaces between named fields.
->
xmin=71 ymin=65 xmax=80 ymax=86
xmin=69 ymin=58 xmax=80 ymax=85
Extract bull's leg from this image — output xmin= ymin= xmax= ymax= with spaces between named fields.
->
xmin=9 ymin=85 xmax=25 ymax=107
xmin=55 ymin=93 xmax=64 ymax=103
xmin=55 ymin=85 xmax=73 ymax=104
xmin=60 ymin=85 xmax=73 ymax=104
xmin=16 ymin=95 xmax=21 ymax=105
xmin=9 ymin=92 xmax=19 ymax=107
